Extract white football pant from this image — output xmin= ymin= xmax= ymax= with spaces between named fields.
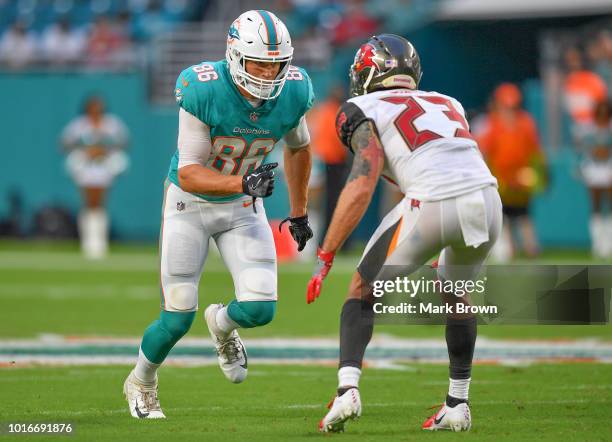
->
xmin=159 ymin=182 xmax=277 ymax=312
xmin=358 ymin=185 xmax=503 ymax=284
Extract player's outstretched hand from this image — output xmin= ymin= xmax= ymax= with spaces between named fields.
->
xmin=242 ymin=162 xmax=278 ymax=198
xmin=306 ymin=248 xmax=335 ymax=304
xmin=279 ymin=214 xmax=313 ymax=252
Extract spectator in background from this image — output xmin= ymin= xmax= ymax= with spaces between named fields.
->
xmin=309 ymin=85 xmax=351 ymax=239
xmin=115 ymin=10 xmax=135 ymax=42
xmin=477 ymin=83 xmax=546 ymax=261
xmin=330 ymin=0 xmax=378 ymax=47
xmin=111 ymin=10 xmax=137 ymax=68
xmin=87 ymin=15 xmax=126 ymax=67
xmin=574 ymin=100 xmax=612 ymax=259
xmin=0 ymin=21 xmax=37 ymax=69
xmin=563 ymin=46 xmax=608 ymax=125
xmin=41 ymin=17 xmax=86 ymax=66
xmin=61 ymin=95 xmax=129 ymax=259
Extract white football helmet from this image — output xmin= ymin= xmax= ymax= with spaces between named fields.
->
xmin=226 ymin=10 xmax=293 ymax=100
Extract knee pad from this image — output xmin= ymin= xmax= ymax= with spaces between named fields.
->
xmin=160 ymin=310 xmax=195 ymax=339
xmin=163 ymin=282 xmax=198 ymax=311
xmin=238 ymin=268 xmax=276 ymax=301
xmin=227 ymin=300 xmax=276 ymax=328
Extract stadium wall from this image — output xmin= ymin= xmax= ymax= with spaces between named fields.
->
xmin=0 ymin=72 xmax=173 ymax=240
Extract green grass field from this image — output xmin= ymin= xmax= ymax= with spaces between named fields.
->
xmin=0 ymin=241 xmax=610 ymax=340
xmin=1 ymin=364 xmax=611 ymax=441
xmin=0 ymin=241 xmax=611 ymax=441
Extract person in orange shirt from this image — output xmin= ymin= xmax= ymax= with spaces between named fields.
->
xmin=477 ymin=83 xmax=546 ymax=260
xmin=310 ymin=85 xmax=351 ymax=235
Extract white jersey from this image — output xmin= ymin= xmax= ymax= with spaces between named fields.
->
xmin=343 ymin=89 xmax=497 ymax=201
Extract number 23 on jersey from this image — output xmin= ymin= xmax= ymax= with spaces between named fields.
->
xmin=383 ymin=95 xmax=473 ymax=151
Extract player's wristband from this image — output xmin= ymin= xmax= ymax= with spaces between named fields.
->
xmin=317 ymin=248 xmax=335 ymax=264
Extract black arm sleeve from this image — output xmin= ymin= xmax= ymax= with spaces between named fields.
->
xmin=335 ymin=101 xmax=371 ymax=152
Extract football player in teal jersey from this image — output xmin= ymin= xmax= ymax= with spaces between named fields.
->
xmin=124 ymin=10 xmax=314 ymax=419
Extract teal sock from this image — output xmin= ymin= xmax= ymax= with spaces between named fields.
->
xmin=140 ymin=310 xmax=195 ymax=364
xmin=227 ymin=300 xmax=276 ymax=328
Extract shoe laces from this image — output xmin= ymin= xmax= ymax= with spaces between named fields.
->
xmin=217 ymin=335 xmax=243 ymax=364
xmin=140 ymin=384 xmax=162 ymax=412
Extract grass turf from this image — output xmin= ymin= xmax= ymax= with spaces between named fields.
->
xmin=0 ymin=243 xmax=610 ymax=340
xmin=1 ymin=364 xmax=611 ymax=441
xmin=1 ymin=242 xmax=611 ymax=441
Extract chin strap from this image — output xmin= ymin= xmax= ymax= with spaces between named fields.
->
xmin=362 ymin=66 xmax=376 ymax=94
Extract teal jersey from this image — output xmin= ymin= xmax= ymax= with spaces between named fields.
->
xmin=168 ymin=60 xmax=314 ymax=201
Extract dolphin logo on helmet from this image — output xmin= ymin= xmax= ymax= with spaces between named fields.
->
xmin=226 ymin=10 xmax=294 ymax=100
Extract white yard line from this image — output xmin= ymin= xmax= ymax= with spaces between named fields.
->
xmin=1 ymin=335 xmax=612 ymax=366
xmin=3 ymin=334 xmax=612 ymax=349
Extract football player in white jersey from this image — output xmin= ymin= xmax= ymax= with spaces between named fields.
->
xmin=306 ymin=34 xmax=502 ymax=432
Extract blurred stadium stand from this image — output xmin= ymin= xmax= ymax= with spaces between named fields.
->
xmin=0 ymin=0 xmax=206 ymax=34
xmin=0 ymin=0 xmax=610 ymax=249
xmin=150 ymin=21 xmax=226 ymax=103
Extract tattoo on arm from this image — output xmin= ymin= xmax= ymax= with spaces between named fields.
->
xmin=347 ymin=121 xmax=383 ymax=184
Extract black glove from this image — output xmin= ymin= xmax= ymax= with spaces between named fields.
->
xmin=242 ymin=162 xmax=278 ymax=198
xmin=279 ymin=214 xmax=313 ymax=252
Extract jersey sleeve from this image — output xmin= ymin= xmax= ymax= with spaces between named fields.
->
xmin=335 ymin=100 xmax=372 ymax=150
xmin=174 ymin=65 xmax=214 ymax=126
xmin=288 ymin=66 xmax=315 ymax=129
xmin=283 ymin=115 xmax=310 ymax=148
xmin=177 ymin=108 xmax=212 ymax=168
xmin=302 ymin=68 xmax=315 ymax=114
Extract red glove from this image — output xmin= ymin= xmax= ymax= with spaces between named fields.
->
xmin=306 ymin=248 xmax=335 ymax=304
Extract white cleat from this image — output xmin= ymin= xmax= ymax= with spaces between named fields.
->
xmin=204 ymin=303 xmax=248 ymax=384
xmin=422 ymin=401 xmax=471 ymax=432
xmin=319 ymin=388 xmax=362 ymax=433
xmin=123 ymin=370 xmax=166 ymax=419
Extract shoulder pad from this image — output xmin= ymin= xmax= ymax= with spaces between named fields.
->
xmin=283 ymin=66 xmax=315 ymax=128
xmin=335 ymin=101 xmax=371 ymax=151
